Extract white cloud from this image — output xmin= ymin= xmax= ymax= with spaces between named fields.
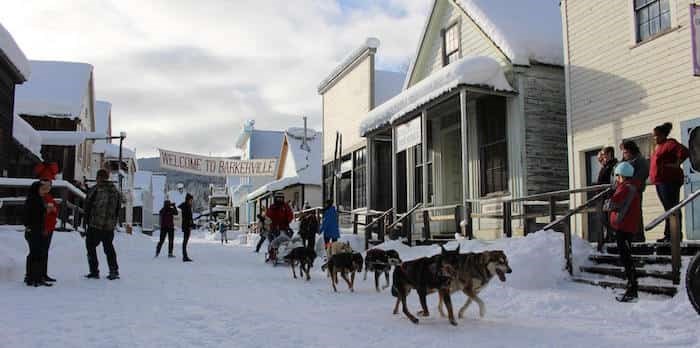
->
xmin=1 ymin=0 xmax=431 ymax=157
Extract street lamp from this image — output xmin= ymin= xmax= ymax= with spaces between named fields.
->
xmin=118 ymin=131 xmax=127 ymax=193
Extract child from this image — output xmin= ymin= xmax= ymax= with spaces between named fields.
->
xmin=219 ymin=220 xmax=228 ymax=244
xmin=606 ymin=162 xmax=641 ymax=302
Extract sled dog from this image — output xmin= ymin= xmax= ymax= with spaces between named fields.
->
xmin=322 ymin=252 xmax=363 ymax=292
xmin=364 ymin=249 xmax=402 ymax=292
xmin=283 ymin=247 xmax=317 ymax=281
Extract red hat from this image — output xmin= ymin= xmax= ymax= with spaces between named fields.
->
xmin=34 ymin=162 xmax=59 ymax=181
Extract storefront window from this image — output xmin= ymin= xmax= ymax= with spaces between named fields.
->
xmin=353 ymin=148 xmax=367 ymax=209
xmin=478 ymin=96 xmax=508 ymax=196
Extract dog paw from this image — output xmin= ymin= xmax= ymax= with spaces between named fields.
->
xmin=450 ymin=320 xmax=458 ymax=326
xmin=410 ymin=317 xmax=419 ymax=324
xmin=417 ymin=310 xmax=430 ymax=317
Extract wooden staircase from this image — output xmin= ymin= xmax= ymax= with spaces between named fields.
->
xmin=572 ymin=242 xmax=700 ymax=297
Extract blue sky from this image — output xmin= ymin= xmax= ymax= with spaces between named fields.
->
xmin=1 ymin=0 xmax=430 ymax=157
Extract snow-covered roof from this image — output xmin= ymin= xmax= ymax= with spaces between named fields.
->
xmin=247 ymin=175 xmax=321 ymax=201
xmin=11 ymin=114 xmax=42 ymax=159
xmin=318 ymin=37 xmax=380 ymax=94
xmin=39 ymin=131 xmax=105 ymax=146
xmin=92 ymin=142 xmax=135 ymax=159
xmin=14 ymin=61 xmax=93 ymax=119
xmin=151 ymin=174 xmax=167 ymax=212
xmin=374 ymin=70 xmax=405 ymax=107
xmin=360 ymin=56 xmax=514 ymax=136
xmin=284 ymin=128 xmax=321 ymax=184
xmin=452 ymin=0 xmax=563 ymax=66
xmin=0 ymin=23 xmax=30 ymax=81
xmin=94 ymin=101 xmax=111 ymax=137
xmin=0 ymin=177 xmax=86 ymax=199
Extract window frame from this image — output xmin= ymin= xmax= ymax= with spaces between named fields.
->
xmin=441 ymin=21 xmax=461 ymax=66
xmin=477 ymin=96 xmax=509 ymax=197
xmin=352 ymin=148 xmax=367 ymax=209
xmin=634 ymin=0 xmax=672 ymax=43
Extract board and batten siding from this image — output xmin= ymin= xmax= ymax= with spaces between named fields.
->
xmin=321 ymin=55 xmax=372 ymax=163
xmin=564 ymin=0 xmax=700 ymax=239
xmin=408 ymin=0 xmax=509 ymax=88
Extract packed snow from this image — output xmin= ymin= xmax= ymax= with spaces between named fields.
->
xmin=1 ymin=227 xmax=697 ymax=347
xmin=453 ymin=0 xmax=564 ymax=66
xmin=360 ymin=56 xmax=513 ymax=135
xmin=14 ymin=61 xmax=93 ymax=119
xmin=11 ymin=114 xmax=42 ymax=159
xmin=0 ymin=23 xmax=30 ymax=80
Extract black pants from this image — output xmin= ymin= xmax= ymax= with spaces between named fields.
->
xmin=615 ymin=231 xmax=637 ymax=289
xmin=25 ymin=230 xmax=48 ymax=282
xmin=86 ymin=227 xmax=119 ymax=275
xmin=255 ymin=231 xmax=272 ymax=252
xmin=156 ymin=228 xmax=175 ymax=255
xmin=302 ymin=233 xmax=315 ymax=250
xmin=656 ymin=182 xmax=682 ymax=239
xmin=182 ymin=228 xmax=191 ymax=259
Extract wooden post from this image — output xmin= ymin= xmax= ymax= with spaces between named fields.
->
xmin=522 ymin=203 xmax=529 ymax=236
xmin=454 ymin=205 xmax=462 ymax=238
xmin=353 ymin=213 xmax=359 ymax=235
xmin=564 ymin=216 xmax=573 ymax=276
xmin=406 ymin=214 xmax=412 ymax=246
xmin=549 ymin=196 xmax=557 ymax=223
xmin=422 ymin=210 xmax=431 ymax=241
xmin=378 ymin=215 xmax=386 ymax=243
xmin=502 ymin=201 xmax=512 ymax=238
xmin=465 ymin=202 xmax=473 ymax=240
xmin=670 ymin=212 xmax=681 ymax=285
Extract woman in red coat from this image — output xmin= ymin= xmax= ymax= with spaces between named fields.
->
xmin=650 ymin=122 xmax=689 ymax=242
xmin=42 ymin=180 xmax=58 ymax=282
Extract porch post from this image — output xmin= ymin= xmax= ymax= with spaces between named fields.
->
xmin=392 ymin=126 xmax=397 ymax=219
xmin=459 ymin=89 xmax=469 ymax=232
xmin=421 ymin=110 xmax=429 ymax=205
xmin=366 ymin=138 xmax=373 ymax=210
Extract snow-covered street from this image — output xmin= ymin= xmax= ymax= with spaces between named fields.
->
xmin=0 ymin=229 xmax=697 ymax=348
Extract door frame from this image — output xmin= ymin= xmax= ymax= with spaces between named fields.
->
xmin=681 ymin=118 xmax=700 ymax=240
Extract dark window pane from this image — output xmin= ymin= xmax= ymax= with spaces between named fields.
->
xmin=650 ymin=17 xmax=660 ymax=35
xmin=660 ymin=0 xmax=670 ymax=13
xmin=649 ymin=2 xmax=659 ymax=18
xmin=639 ymin=23 xmax=650 ymax=41
xmin=638 ymin=7 xmax=649 ymax=24
xmin=689 ymin=128 xmax=700 ymax=172
xmin=660 ymin=12 xmax=671 ymax=31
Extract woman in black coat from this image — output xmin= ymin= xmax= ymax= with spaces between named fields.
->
xmin=23 ymin=181 xmax=51 ymax=287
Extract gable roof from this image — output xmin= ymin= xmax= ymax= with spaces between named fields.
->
xmin=404 ymin=0 xmax=563 ymax=88
xmin=0 ymin=23 xmax=30 ymax=81
xmin=95 ymin=101 xmax=112 ymax=137
xmin=14 ymin=60 xmax=93 ymax=119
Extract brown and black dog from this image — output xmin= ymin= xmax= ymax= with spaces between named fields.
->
xmin=437 ymin=250 xmax=512 ymax=320
xmin=322 ymin=252 xmax=363 ymax=292
xmin=283 ymin=247 xmax=317 ymax=281
xmin=364 ymin=249 xmax=402 ymax=292
xmin=391 ymin=245 xmax=461 ymax=325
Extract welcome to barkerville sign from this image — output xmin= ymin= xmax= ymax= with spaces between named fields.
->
xmin=159 ymin=149 xmax=277 ymax=177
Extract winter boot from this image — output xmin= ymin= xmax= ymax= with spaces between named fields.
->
xmin=183 ymin=257 xmax=193 ymax=262
xmin=616 ymin=288 xmax=638 ymax=302
xmin=85 ymin=273 xmax=100 ymax=279
xmin=168 ymin=253 xmax=175 ymax=258
xmin=107 ymin=272 xmax=120 ymax=280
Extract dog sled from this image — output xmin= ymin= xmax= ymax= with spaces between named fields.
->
xmin=266 ymin=231 xmax=304 ymax=266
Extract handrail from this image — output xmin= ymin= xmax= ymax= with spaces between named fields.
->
xmin=417 ymin=204 xmax=461 ymax=212
xmin=541 ymin=187 xmax=613 ymax=231
xmin=387 ymin=203 xmax=423 ymax=231
xmin=364 ymin=208 xmax=395 ymax=230
xmin=464 ymin=184 xmax=611 ymax=204
xmin=645 ymin=189 xmax=700 ymax=231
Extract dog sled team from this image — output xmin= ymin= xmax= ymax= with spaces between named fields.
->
xmin=254 ymin=196 xmax=514 ymax=326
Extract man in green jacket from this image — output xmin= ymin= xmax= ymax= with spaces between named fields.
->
xmin=84 ymin=169 xmax=122 ymax=280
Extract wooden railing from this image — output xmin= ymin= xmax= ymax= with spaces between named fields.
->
xmin=363 ymin=208 xmax=394 ymax=250
xmin=418 ymin=204 xmax=463 ymax=241
xmin=644 ymin=189 xmax=700 ymax=285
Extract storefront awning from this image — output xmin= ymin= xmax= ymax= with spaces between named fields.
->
xmin=359 ymin=56 xmax=515 ymax=136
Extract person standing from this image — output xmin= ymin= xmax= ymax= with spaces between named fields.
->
xmin=41 ymin=179 xmax=58 ymax=282
xmin=319 ymin=200 xmax=340 ymax=250
xmin=620 ymin=140 xmax=650 ymax=242
xmin=178 ymin=194 xmax=194 ymax=262
xmin=650 ymin=122 xmax=690 ymax=242
xmin=266 ymin=193 xmax=294 ymax=237
xmin=605 ymin=162 xmax=641 ymax=302
xmin=595 ymin=147 xmax=618 ymax=185
xmin=23 ymin=181 xmax=51 ymax=287
xmin=219 ymin=219 xmax=228 ymax=244
xmin=254 ymin=207 xmax=271 ymax=253
xmin=84 ymin=169 xmax=122 ymax=280
xmin=156 ymin=200 xmax=178 ymax=258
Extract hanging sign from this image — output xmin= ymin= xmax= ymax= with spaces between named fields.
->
xmin=396 ymin=117 xmax=422 ymax=152
xmin=159 ymin=148 xmax=277 ymax=177
xmin=692 ymin=4 xmax=700 ymax=76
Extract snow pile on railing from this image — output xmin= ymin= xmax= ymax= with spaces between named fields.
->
xmin=0 ymin=23 xmax=30 ymax=80
xmin=11 ymin=114 xmax=42 ymax=158
xmin=360 ymin=56 xmax=513 ymax=136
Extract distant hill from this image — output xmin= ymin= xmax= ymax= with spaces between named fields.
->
xmin=137 ymin=157 xmax=226 ymax=211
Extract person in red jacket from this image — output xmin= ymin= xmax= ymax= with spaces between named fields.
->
xmin=25 ymin=162 xmax=59 ymax=284
xmin=606 ymin=162 xmax=641 ymax=302
xmin=266 ymin=193 xmax=294 ymax=237
xmin=156 ymin=200 xmax=178 ymax=258
xmin=650 ymin=122 xmax=690 ymax=242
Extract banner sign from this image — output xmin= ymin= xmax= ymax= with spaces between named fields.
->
xmin=396 ymin=116 xmax=422 ymax=152
xmin=692 ymin=4 xmax=700 ymax=75
xmin=159 ymin=149 xmax=277 ymax=177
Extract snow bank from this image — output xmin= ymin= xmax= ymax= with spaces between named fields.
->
xmin=0 ymin=226 xmax=25 ymax=281
xmin=373 ymin=230 xmax=593 ymax=290
xmin=11 ymin=114 xmax=42 ymax=158
xmin=360 ymin=56 xmax=513 ymax=135
xmin=0 ymin=23 xmax=30 ymax=80
xmin=453 ymin=0 xmax=563 ymax=66
xmin=318 ymin=37 xmax=380 ymax=93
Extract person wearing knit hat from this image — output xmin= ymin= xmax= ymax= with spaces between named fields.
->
xmin=24 ymin=163 xmax=59 ymax=284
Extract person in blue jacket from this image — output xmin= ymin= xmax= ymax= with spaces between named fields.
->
xmin=319 ymin=200 xmax=340 ymax=249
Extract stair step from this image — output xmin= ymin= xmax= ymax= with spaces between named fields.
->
xmin=604 ymin=242 xmax=700 ymax=256
xmin=580 ymin=266 xmax=676 ymax=281
xmin=604 ymin=244 xmax=655 ymax=255
xmin=588 ymin=254 xmax=672 ymax=267
xmin=571 ymin=277 xmax=677 ymax=297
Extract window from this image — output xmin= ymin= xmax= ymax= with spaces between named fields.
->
xmin=414 ymin=145 xmax=423 ymax=204
xmin=323 ymin=163 xmax=334 ymax=202
xmin=442 ymin=23 xmax=460 ymax=66
xmin=477 ymin=96 xmax=508 ymax=196
xmin=353 ymin=148 xmax=367 ymax=209
xmin=635 ymin=0 xmax=671 ymax=42
xmin=623 ymin=134 xmax=654 ymax=159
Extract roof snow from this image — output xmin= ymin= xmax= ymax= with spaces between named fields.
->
xmin=360 ymin=56 xmax=513 ymax=136
xmin=453 ymin=0 xmax=563 ymax=66
xmin=0 ymin=23 xmax=30 ymax=81
xmin=374 ymin=70 xmax=405 ymax=107
xmin=94 ymin=101 xmax=112 ymax=138
xmin=318 ymin=37 xmax=380 ymax=93
xmin=11 ymin=114 xmax=42 ymax=158
xmin=14 ymin=61 xmax=93 ymax=119
xmin=92 ymin=142 xmax=135 ymax=159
